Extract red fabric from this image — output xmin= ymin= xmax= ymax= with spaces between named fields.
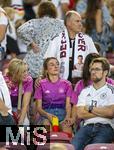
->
xmin=52 ymin=126 xmax=59 ymax=132
xmin=68 ymin=0 xmax=75 ymax=9
xmin=12 ymin=111 xmax=19 ymax=124
xmin=62 ymin=131 xmax=72 ymax=138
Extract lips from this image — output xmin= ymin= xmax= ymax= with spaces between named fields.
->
xmin=91 ymin=75 xmax=96 ymax=80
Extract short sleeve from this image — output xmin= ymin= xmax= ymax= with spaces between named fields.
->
xmin=77 ymin=89 xmax=86 ymax=106
xmin=71 ymin=80 xmax=84 ymax=105
xmin=24 ymin=76 xmax=33 ymax=93
xmin=34 ymin=82 xmax=43 ymax=100
xmin=66 ymin=81 xmax=73 ymax=97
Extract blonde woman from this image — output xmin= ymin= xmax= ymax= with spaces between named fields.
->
xmin=4 ymin=58 xmax=33 ymax=125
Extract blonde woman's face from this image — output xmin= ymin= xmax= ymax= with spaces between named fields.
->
xmin=12 ymin=64 xmax=28 ymax=82
xmin=22 ymin=64 xmax=28 ymax=80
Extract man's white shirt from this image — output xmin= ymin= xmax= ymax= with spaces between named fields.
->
xmin=77 ymin=83 xmax=114 ymax=127
xmin=0 ymin=72 xmax=12 ymax=114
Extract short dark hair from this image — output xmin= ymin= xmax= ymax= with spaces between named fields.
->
xmin=78 ymin=55 xmax=83 ymax=58
xmin=38 ymin=1 xmax=57 ymax=18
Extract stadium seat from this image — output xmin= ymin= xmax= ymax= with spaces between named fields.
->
xmin=37 ymin=143 xmax=75 ymax=150
xmin=0 ymin=142 xmax=27 ymax=150
xmin=37 ymin=132 xmax=75 ymax=150
xmin=84 ymin=143 xmax=114 ymax=150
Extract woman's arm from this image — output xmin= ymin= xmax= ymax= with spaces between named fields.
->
xmin=17 ymin=20 xmax=35 ymax=46
xmin=36 ymin=100 xmax=56 ymax=123
xmin=95 ymin=9 xmax=103 ymax=33
xmin=71 ymin=104 xmax=78 ymax=124
xmin=65 ymin=97 xmax=71 ymax=119
xmin=18 ymin=91 xmax=31 ymax=125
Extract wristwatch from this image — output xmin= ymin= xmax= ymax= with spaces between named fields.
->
xmin=88 ymin=105 xmax=93 ymax=113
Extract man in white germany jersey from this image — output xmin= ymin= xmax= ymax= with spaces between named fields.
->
xmin=72 ymin=57 xmax=114 ymax=150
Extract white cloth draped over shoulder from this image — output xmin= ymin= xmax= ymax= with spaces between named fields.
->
xmin=44 ymin=28 xmax=98 ymax=79
xmin=0 ymin=72 xmax=12 ymax=114
xmin=17 ymin=17 xmax=65 ymax=78
xmin=0 ymin=7 xmax=8 ymax=51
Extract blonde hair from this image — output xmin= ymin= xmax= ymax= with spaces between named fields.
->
xmin=3 ymin=7 xmax=15 ymax=19
xmin=8 ymin=58 xmax=27 ymax=83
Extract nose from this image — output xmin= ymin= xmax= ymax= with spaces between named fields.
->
xmin=54 ymin=63 xmax=59 ymax=68
xmin=79 ymin=22 xmax=83 ymax=28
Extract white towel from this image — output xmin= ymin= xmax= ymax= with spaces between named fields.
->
xmin=59 ymin=30 xmax=91 ymax=79
xmin=45 ymin=29 xmax=98 ymax=79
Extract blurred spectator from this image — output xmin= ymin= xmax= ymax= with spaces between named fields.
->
xmin=15 ymin=19 xmax=27 ymax=54
xmin=23 ymin=0 xmax=41 ymax=21
xmin=17 ymin=1 xmax=65 ymax=80
xmin=0 ymin=0 xmax=11 ymax=7
xmin=0 ymin=7 xmax=8 ymax=66
xmin=4 ymin=7 xmax=20 ymax=59
xmin=85 ymin=0 xmax=112 ymax=56
xmin=108 ymin=0 xmax=114 ymax=51
xmin=23 ymin=0 xmax=36 ymax=21
xmin=76 ymin=0 xmax=112 ymax=24
xmin=11 ymin=0 xmax=25 ymax=22
xmin=52 ymin=0 xmax=70 ymax=19
xmin=4 ymin=58 xmax=33 ymax=125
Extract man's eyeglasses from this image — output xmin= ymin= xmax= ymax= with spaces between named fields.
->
xmin=89 ymin=68 xmax=103 ymax=72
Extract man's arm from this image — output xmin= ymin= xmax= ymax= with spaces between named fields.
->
xmin=78 ymin=105 xmax=114 ymax=119
xmin=92 ymin=105 xmax=114 ymax=119
xmin=87 ymin=35 xmax=98 ymax=54
xmin=77 ymin=106 xmax=97 ymax=119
